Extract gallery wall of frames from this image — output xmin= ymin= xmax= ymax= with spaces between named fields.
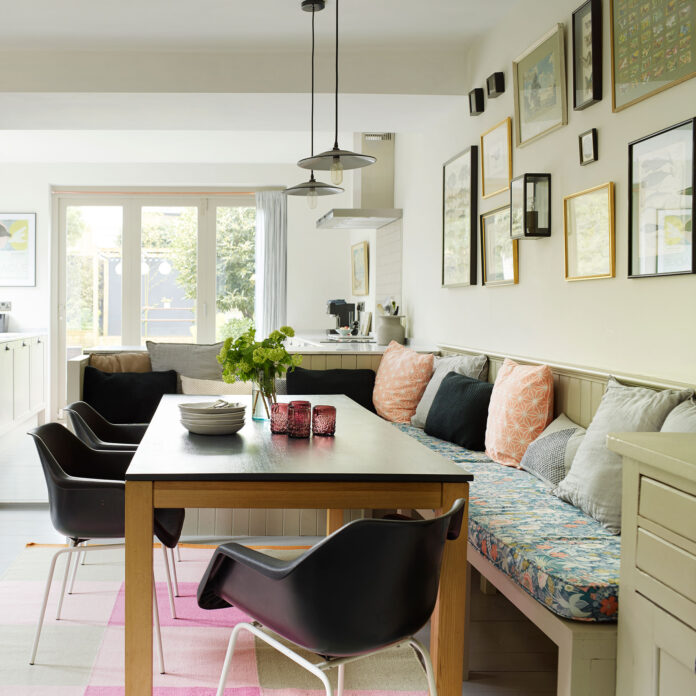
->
xmin=399 ymin=0 xmax=696 ymax=384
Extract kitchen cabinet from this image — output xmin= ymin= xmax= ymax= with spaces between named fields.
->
xmin=0 ymin=344 xmax=13 ymax=429
xmin=30 ymin=337 xmax=45 ymax=411
xmin=13 ymin=340 xmax=30 ymax=420
xmin=607 ymin=432 xmax=696 ymax=696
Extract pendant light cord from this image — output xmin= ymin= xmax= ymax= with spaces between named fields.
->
xmin=310 ymin=5 xmax=316 ymax=162
xmin=333 ymin=0 xmax=339 ymax=149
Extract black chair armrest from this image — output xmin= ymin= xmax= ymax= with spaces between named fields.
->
xmin=82 ymin=448 xmax=134 ymax=480
xmin=215 ymin=542 xmax=303 ymax=580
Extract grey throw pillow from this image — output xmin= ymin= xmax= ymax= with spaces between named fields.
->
xmin=411 ymin=354 xmax=488 ymax=428
xmin=146 ymin=341 xmax=224 ymax=387
xmin=661 ymin=397 xmax=696 ymax=432
xmin=520 ymin=414 xmax=586 ymax=487
xmin=554 ymin=377 xmax=693 ymax=534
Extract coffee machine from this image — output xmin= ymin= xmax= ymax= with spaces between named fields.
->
xmin=326 ymin=299 xmax=357 ymax=334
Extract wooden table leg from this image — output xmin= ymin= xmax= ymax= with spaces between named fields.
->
xmin=430 ymin=483 xmax=469 ymax=696
xmin=125 ymin=480 xmax=154 ymax=696
xmin=326 ymin=509 xmax=344 ymax=535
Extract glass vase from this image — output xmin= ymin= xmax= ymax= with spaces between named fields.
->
xmin=252 ymin=370 xmax=276 ymax=421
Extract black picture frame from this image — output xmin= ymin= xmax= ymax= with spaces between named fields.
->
xmin=468 ymin=88 xmax=484 ymax=116
xmin=578 ymin=128 xmax=598 ymax=165
xmin=572 ymin=0 xmax=602 ymax=110
xmin=442 ymin=146 xmax=478 ymax=287
xmin=628 ymin=118 xmax=695 ymax=279
xmin=486 ymin=72 xmax=505 ymax=98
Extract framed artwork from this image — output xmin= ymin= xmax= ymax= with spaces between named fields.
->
xmin=469 ymin=88 xmax=484 ymax=115
xmin=481 ymin=206 xmax=519 ymax=286
xmin=572 ymin=0 xmax=603 ymax=110
xmin=610 ymin=0 xmax=696 ymax=112
xmin=351 ymin=241 xmax=369 ymax=295
xmin=628 ymin=118 xmax=694 ymax=278
xmin=564 ymin=182 xmax=616 ymax=281
xmin=442 ymin=146 xmax=478 ymax=287
xmin=480 ymin=118 xmax=512 ymax=198
xmin=579 ymin=127 xmax=598 ymax=164
xmin=0 ymin=213 xmax=36 ymax=287
xmin=512 ymin=24 xmax=568 ymax=147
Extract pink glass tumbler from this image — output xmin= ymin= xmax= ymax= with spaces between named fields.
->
xmin=288 ymin=401 xmax=311 ymax=438
xmin=270 ymin=402 xmax=289 ymax=434
xmin=312 ymin=405 xmax=336 ymax=436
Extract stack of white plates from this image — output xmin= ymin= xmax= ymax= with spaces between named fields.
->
xmin=178 ymin=400 xmax=246 ymax=435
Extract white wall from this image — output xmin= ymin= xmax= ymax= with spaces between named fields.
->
xmin=0 ymin=161 xmax=351 ymax=334
xmin=396 ymin=0 xmax=696 ymax=384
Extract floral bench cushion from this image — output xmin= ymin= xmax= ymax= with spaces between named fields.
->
xmin=393 ymin=423 xmax=620 ymax=622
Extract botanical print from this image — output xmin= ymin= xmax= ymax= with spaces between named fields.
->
xmin=351 ymin=242 xmax=368 ymax=295
xmin=612 ymin=0 xmax=696 ymax=110
xmin=442 ymin=148 xmax=476 ymax=286
xmin=581 ymin=131 xmax=595 ymax=161
xmin=565 ymin=184 xmax=614 ymax=280
xmin=481 ymin=119 xmax=511 ymax=197
xmin=482 ymin=206 xmax=518 ymax=285
xmin=0 ymin=213 xmax=36 ymax=287
xmin=630 ymin=120 xmax=693 ymax=276
xmin=581 ymin=10 xmax=594 ymax=100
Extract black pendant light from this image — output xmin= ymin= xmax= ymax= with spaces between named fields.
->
xmin=285 ymin=0 xmax=343 ymax=209
xmin=297 ymin=0 xmax=376 ymax=185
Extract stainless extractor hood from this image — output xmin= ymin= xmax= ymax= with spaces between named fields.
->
xmin=316 ymin=133 xmax=402 ymax=230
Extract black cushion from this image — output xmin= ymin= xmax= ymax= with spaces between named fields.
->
xmin=286 ymin=367 xmax=376 ymax=412
xmin=82 ymin=366 xmax=177 ymax=424
xmin=424 ymin=372 xmax=493 ymax=451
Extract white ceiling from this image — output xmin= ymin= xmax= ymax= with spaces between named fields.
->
xmin=0 ymin=0 xmax=521 ymax=52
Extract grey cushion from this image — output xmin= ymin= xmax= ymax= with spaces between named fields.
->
xmin=411 ymin=354 xmax=488 ymax=428
xmin=520 ymin=414 xmax=586 ymax=488
xmin=146 ymin=341 xmax=224 ymax=387
xmin=661 ymin=397 xmax=696 ymax=432
xmin=554 ymin=377 xmax=693 ymax=534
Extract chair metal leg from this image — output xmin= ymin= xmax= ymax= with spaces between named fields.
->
xmin=408 ymin=638 xmax=438 ymax=696
xmin=56 ymin=539 xmax=77 ymax=619
xmin=168 ymin=546 xmax=180 ymax=597
xmin=153 ymin=579 xmax=165 ymax=674
xmin=175 ymin=544 xmax=181 ymax=562
xmin=67 ymin=542 xmax=84 ymax=595
xmin=160 ymin=544 xmax=177 ymax=619
xmin=336 ymin=662 xmax=345 ymax=696
xmin=80 ymin=541 xmax=88 ymax=565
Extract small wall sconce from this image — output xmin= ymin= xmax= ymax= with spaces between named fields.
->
xmin=486 ymin=72 xmax=505 ymax=98
xmin=510 ymin=173 xmax=551 ymax=239
xmin=468 ymin=88 xmax=484 ymax=115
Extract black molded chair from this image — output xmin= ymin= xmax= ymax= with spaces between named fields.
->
xmin=198 ymin=499 xmax=466 ymax=696
xmin=64 ymin=401 xmax=147 ymax=451
xmin=28 ymin=423 xmax=186 ymax=670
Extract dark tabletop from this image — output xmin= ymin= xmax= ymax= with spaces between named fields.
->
xmin=125 ymin=394 xmax=474 ymax=482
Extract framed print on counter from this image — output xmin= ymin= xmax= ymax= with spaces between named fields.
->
xmin=442 ymin=146 xmax=478 ymax=287
xmin=351 ymin=241 xmax=369 ymax=295
xmin=611 ymin=0 xmax=696 ymax=112
xmin=628 ymin=118 xmax=694 ymax=278
xmin=572 ymin=0 xmax=602 ymax=110
xmin=564 ymin=182 xmax=615 ymax=281
xmin=481 ymin=118 xmax=512 ymax=198
xmin=512 ymin=24 xmax=568 ymax=146
xmin=0 ymin=213 xmax=36 ymax=287
xmin=481 ymin=206 xmax=519 ymax=286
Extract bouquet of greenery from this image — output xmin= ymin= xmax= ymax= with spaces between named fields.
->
xmin=217 ymin=325 xmax=302 ymax=418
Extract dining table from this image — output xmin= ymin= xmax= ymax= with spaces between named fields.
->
xmin=124 ymin=393 xmax=473 ymax=696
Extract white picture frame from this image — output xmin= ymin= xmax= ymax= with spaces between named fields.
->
xmin=0 ymin=213 xmax=37 ymax=287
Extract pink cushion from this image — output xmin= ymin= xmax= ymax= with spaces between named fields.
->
xmin=485 ymin=358 xmax=554 ymax=467
xmin=373 ymin=342 xmax=435 ymax=423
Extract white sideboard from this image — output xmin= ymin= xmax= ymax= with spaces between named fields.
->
xmin=0 ymin=333 xmax=47 ymax=437
xmin=607 ymin=432 xmax=696 ymax=696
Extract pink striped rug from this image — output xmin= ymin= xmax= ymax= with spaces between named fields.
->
xmin=0 ymin=544 xmax=429 ymax=696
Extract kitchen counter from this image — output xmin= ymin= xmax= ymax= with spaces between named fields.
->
xmin=0 ymin=331 xmax=48 ymax=342
xmin=290 ymin=334 xmax=437 ymax=354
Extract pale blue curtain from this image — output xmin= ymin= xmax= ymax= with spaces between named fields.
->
xmin=254 ymin=191 xmax=287 ymax=338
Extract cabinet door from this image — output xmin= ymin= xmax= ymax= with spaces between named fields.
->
xmin=29 ymin=338 xmax=45 ymax=411
xmin=0 ymin=344 xmax=13 ymax=428
xmin=13 ymin=342 xmax=30 ymax=420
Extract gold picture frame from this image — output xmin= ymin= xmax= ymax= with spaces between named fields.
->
xmin=480 ymin=117 xmax=512 ymax=198
xmin=564 ymin=182 xmax=615 ymax=281
xmin=481 ymin=205 xmax=519 ymax=286
xmin=512 ymin=24 xmax=568 ymax=147
xmin=610 ymin=0 xmax=696 ymax=112
xmin=351 ymin=241 xmax=369 ymax=295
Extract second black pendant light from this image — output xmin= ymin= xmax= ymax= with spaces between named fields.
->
xmin=297 ymin=0 xmax=376 ymax=185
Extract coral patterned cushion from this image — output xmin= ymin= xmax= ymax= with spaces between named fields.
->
xmin=373 ymin=342 xmax=434 ymax=423
xmin=485 ymin=358 xmax=554 ymax=467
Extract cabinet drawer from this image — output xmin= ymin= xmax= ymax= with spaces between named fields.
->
xmin=639 ymin=476 xmax=696 ymax=541
xmin=636 ymin=528 xmax=696 ymax=605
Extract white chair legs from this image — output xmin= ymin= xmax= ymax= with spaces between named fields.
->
xmin=214 ymin=622 xmax=438 ymax=696
xmin=168 ymin=546 xmax=180 ymax=596
xmin=153 ymin=579 xmax=165 ymax=674
xmin=160 ymin=544 xmax=177 ymax=618
xmin=175 ymin=544 xmax=182 ymax=562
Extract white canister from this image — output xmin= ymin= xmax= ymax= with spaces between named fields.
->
xmin=376 ymin=315 xmax=406 ymax=345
